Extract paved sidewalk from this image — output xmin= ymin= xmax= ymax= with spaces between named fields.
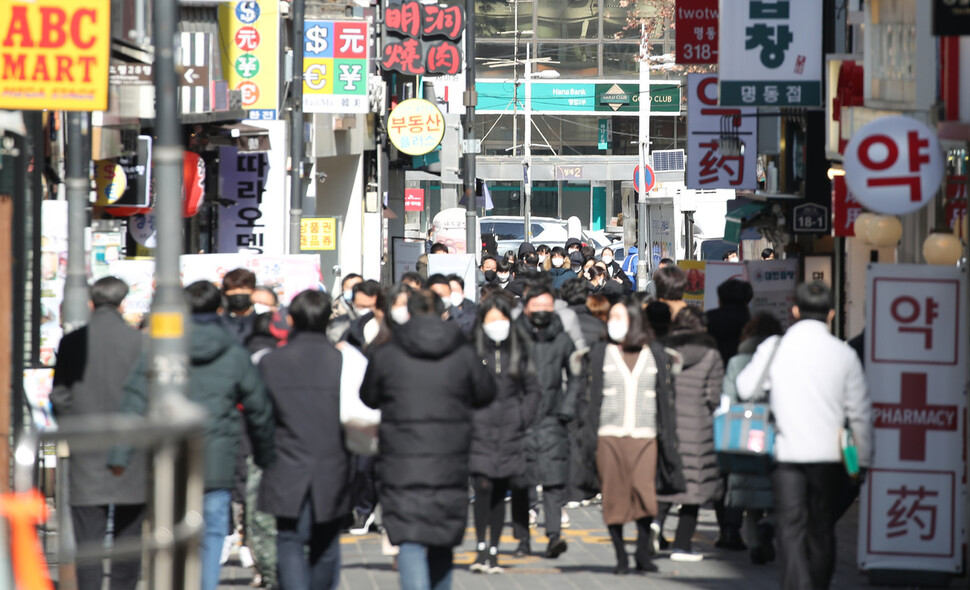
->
xmin=219 ymin=500 xmax=877 ymax=589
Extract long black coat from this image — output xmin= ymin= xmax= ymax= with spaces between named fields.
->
xmin=574 ymin=342 xmax=686 ymax=497
xmin=469 ymin=339 xmax=542 ymax=479
xmin=360 ymin=316 xmax=496 ymax=547
xmin=51 ymin=307 xmax=146 ymax=506
xmin=569 ymin=304 xmax=607 ymax=346
xmin=257 ymin=331 xmax=349 ymax=522
xmin=515 ymin=314 xmax=581 ymax=488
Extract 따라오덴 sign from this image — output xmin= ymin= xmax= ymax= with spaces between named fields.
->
xmin=676 ymin=0 xmax=719 ymax=64
xmin=686 ymin=74 xmax=758 ymax=190
xmin=219 ymin=0 xmax=279 ymax=120
xmin=860 ymin=263 xmax=967 ymax=575
xmin=843 ymin=116 xmax=944 ymax=217
xmin=387 ymin=99 xmax=445 ymax=156
xmin=303 ymin=20 xmax=369 ymax=114
xmin=718 ymin=0 xmax=822 ymax=107
xmin=0 ymin=0 xmax=110 ymax=111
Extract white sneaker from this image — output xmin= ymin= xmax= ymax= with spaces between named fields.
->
xmin=670 ymin=550 xmax=704 ymax=562
xmin=649 ymin=522 xmax=661 ymax=555
xmin=560 ymin=508 xmax=571 ymax=528
xmin=219 ymin=533 xmax=238 ymax=565
xmin=238 ymin=545 xmax=254 ymax=569
xmin=529 ymin=509 xmax=538 ymax=528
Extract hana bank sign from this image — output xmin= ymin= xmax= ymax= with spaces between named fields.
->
xmin=0 ymin=0 xmax=110 ymax=111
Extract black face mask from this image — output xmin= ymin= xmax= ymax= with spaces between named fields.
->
xmin=529 ymin=310 xmax=553 ymax=328
xmin=483 ymin=270 xmax=497 ymax=282
xmin=226 ymin=293 xmax=252 ymax=312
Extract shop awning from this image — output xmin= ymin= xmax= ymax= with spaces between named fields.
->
xmin=724 ymin=201 xmax=769 ymax=244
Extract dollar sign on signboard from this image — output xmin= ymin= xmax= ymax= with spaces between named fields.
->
xmin=305 ymin=26 xmax=329 ymax=54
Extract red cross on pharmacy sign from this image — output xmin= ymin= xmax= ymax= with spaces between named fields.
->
xmin=872 ymin=373 xmax=958 ymax=462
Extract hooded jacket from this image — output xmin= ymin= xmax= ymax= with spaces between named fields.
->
xmin=469 ymin=338 xmax=542 ymax=479
xmin=657 ymin=330 xmax=724 ymax=506
xmin=360 ymin=315 xmax=496 ymax=547
xmin=515 ymin=313 xmax=581 ymax=487
xmin=110 ymin=316 xmax=276 ymax=491
xmin=549 ymin=266 xmax=578 ymax=290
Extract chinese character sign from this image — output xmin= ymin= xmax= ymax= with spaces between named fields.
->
xmin=860 ymin=264 xmax=967 ymax=573
xmin=676 ymin=0 xmax=718 ymax=64
xmin=300 ymin=218 xmax=337 ymax=251
xmin=303 ymin=20 xmax=369 ymax=114
xmin=843 ymin=116 xmax=944 ymax=217
xmin=381 ymin=0 xmax=465 ymax=76
xmin=0 ymin=0 xmax=111 ymax=111
xmin=718 ymin=0 xmax=822 ymax=107
xmin=387 ymin=99 xmax=445 ymax=156
xmin=219 ymin=0 xmax=279 ymax=119
xmin=687 ymin=74 xmax=758 ymax=189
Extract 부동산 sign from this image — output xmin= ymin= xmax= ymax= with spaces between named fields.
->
xmin=0 ymin=0 xmax=110 ymax=111
xmin=477 ymin=81 xmax=680 ymax=115
xmin=718 ymin=0 xmax=822 ymax=107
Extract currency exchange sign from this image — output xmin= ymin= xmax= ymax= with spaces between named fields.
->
xmin=219 ymin=0 xmax=279 ymax=120
xmin=303 ymin=20 xmax=370 ymax=114
xmin=717 ymin=0 xmax=822 ymax=107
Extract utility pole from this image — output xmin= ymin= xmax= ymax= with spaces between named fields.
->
xmin=288 ymin=0 xmax=306 ymax=254
xmin=149 ymin=0 xmax=192 ymax=586
xmin=636 ymin=23 xmax=651 ymax=292
xmin=523 ymin=44 xmax=533 ymax=244
xmin=463 ymin=0 xmax=477 ymax=257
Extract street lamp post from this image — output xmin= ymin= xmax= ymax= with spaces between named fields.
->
xmin=636 ymin=24 xmax=651 ymax=292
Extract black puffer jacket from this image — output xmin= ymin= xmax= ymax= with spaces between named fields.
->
xmin=575 ymin=342 xmax=686 ymax=497
xmin=515 ymin=314 xmax=581 ymax=488
xmin=360 ymin=316 xmax=496 ymax=547
xmin=469 ymin=339 xmax=542 ymax=479
xmin=569 ymin=303 xmax=607 ymax=346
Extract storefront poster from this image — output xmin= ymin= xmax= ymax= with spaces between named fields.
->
xmin=745 ymin=258 xmax=797 ymax=329
xmin=703 ymin=261 xmax=748 ymax=311
xmin=392 ymin=238 xmax=425 ymax=283
xmin=108 ymin=259 xmax=157 ymax=327
xmin=40 ymin=200 xmax=68 ymax=366
xmin=678 ymin=260 xmax=707 ymax=307
xmin=428 ymin=254 xmax=478 ymax=303
xmin=180 ymin=254 xmax=322 ymax=305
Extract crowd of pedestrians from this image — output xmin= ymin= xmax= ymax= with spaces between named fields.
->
xmin=50 ymin=241 xmax=872 ymax=590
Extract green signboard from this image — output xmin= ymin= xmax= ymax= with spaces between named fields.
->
xmin=476 ymin=81 xmax=681 ymax=115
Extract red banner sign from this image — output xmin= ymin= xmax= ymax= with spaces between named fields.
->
xmin=381 ymin=0 xmax=464 ymax=76
xmin=404 ymin=188 xmax=425 ymax=211
xmin=675 ymin=0 xmax=719 ymax=64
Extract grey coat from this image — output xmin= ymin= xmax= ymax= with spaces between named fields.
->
xmin=51 ymin=307 xmax=146 ymax=506
xmin=721 ymin=337 xmax=774 ymax=509
xmin=657 ymin=331 xmax=725 ymax=506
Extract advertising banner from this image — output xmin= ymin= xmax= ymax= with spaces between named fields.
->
xmin=745 ymin=258 xmax=798 ymax=330
xmin=678 ymin=260 xmax=707 ymax=308
xmin=0 ymin=0 xmax=110 ymax=110
xmin=303 ymin=20 xmax=370 ymax=114
xmin=300 ymin=218 xmax=337 ymax=251
xmin=687 ymin=74 xmax=758 ymax=189
xmin=40 ymin=200 xmax=67 ymax=366
xmin=180 ymin=254 xmax=322 ymax=305
xmin=718 ymin=0 xmax=822 ymax=107
xmin=676 ymin=0 xmax=719 ymax=64
xmin=428 ymin=254 xmax=478 ymax=303
xmin=703 ymin=261 xmax=748 ymax=311
xmin=477 ymin=81 xmax=680 ymax=116
xmin=217 ymin=121 xmax=286 ymax=256
xmin=219 ymin=0 xmax=279 ymax=120
xmin=859 ymin=264 xmax=967 ymax=575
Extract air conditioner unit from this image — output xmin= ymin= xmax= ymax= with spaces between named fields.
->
xmin=650 ymin=149 xmax=685 ymax=173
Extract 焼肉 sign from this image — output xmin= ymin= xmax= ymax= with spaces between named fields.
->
xmin=0 ymin=0 xmax=110 ymax=111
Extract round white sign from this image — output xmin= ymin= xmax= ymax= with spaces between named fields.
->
xmin=128 ymin=212 xmax=157 ymax=248
xmin=843 ymin=115 xmax=943 ymax=216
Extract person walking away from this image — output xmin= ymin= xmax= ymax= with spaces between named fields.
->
xmin=468 ymin=297 xmax=541 ymax=573
xmin=361 ymin=290 xmax=496 ymax=590
xmin=110 ymin=280 xmax=275 ymax=590
xmin=722 ymin=312 xmax=784 ymax=565
xmin=258 ymin=290 xmax=350 ymax=590
xmin=704 ymin=278 xmax=754 ymax=550
xmin=655 ymin=307 xmax=724 ymax=562
xmin=513 ymin=283 xmax=582 ymax=559
xmin=577 ymin=300 xmax=685 ymax=575
xmin=737 ymin=281 xmax=871 ymax=590
xmin=653 ymin=266 xmax=688 ymax=320
xmin=50 ymin=277 xmax=145 ymax=590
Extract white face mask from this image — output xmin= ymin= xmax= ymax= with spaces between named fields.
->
xmin=607 ymin=319 xmax=629 ymax=343
xmin=440 ymin=295 xmax=451 ymax=309
xmin=602 ymin=255 xmax=613 ymax=265
xmin=450 ymin=292 xmax=464 ymax=307
xmin=363 ymin=318 xmax=381 ymax=344
xmin=390 ymin=306 xmax=410 ymax=325
xmin=483 ymin=320 xmax=511 ymax=343
xmin=253 ymin=303 xmax=272 ymax=315
xmin=538 ymin=254 xmax=547 ymax=263
xmin=551 ymin=258 xmax=564 ymax=268
xmin=496 ymin=273 xmax=511 ymax=284
xmin=343 ymin=291 xmax=353 ymax=302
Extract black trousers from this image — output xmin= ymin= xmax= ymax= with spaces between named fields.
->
xmin=772 ymin=462 xmax=842 ymax=590
xmin=472 ymin=475 xmax=510 ymax=548
xmin=72 ymin=504 xmax=145 ymax=590
xmin=511 ymin=484 xmax=566 ymax=542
